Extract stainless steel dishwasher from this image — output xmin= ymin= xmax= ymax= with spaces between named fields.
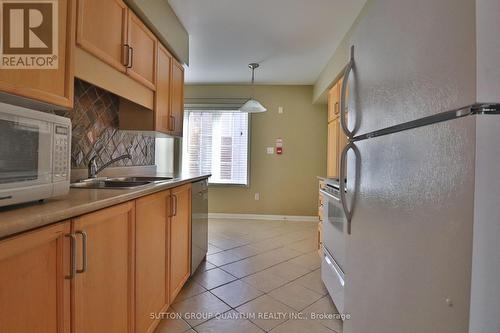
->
xmin=191 ymin=179 xmax=208 ymax=275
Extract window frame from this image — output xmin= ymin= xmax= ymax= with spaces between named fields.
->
xmin=182 ymin=110 xmax=251 ymax=187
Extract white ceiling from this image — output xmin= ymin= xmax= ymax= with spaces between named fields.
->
xmin=168 ymin=0 xmax=367 ymax=85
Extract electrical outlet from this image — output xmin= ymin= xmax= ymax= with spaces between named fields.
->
xmin=254 ymin=193 xmax=260 ymax=201
xmin=278 ymin=106 xmax=284 ymax=114
xmin=266 ymin=147 xmax=274 ymax=154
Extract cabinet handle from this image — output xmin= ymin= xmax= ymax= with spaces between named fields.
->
xmin=75 ymin=231 xmax=88 ymax=274
xmin=65 ymin=234 xmax=76 ymax=279
xmin=123 ymin=44 xmax=130 ymax=67
xmin=172 ymin=194 xmax=178 ymax=217
xmin=169 ymin=115 xmax=175 ymax=131
xmin=128 ymin=46 xmax=134 ymax=69
xmin=162 ymin=115 xmax=169 ymax=130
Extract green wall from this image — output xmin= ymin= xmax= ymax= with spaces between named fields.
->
xmin=185 ymin=85 xmax=327 ymax=216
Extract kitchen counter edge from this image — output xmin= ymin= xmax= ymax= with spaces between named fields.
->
xmin=0 ymin=174 xmax=210 ymax=240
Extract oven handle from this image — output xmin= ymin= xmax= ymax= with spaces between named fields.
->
xmin=319 ymin=189 xmax=340 ymax=202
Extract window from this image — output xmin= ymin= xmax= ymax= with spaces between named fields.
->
xmin=182 ymin=111 xmax=249 ymax=185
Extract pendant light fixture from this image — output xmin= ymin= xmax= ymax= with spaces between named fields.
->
xmin=240 ymin=63 xmax=267 ymax=113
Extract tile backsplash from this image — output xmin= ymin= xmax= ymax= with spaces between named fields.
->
xmin=55 ymin=79 xmax=155 ymax=169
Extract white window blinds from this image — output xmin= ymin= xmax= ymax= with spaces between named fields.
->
xmin=182 ymin=111 xmax=249 ymax=185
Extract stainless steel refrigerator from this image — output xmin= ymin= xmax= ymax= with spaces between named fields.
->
xmin=336 ymin=0 xmax=500 ymax=332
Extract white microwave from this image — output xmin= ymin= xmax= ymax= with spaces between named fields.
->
xmin=0 ymin=102 xmax=71 ymax=207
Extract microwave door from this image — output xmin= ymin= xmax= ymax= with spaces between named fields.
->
xmin=0 ymin=113 xmax=52 ymax=188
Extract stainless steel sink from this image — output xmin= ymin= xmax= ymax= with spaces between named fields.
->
xmin=108 ymin=176 xmax=173 ymax=182
xmin=71 ymin=179 xmax=152 ymax=189
xmin=71 ymin=176 xmax=174 ymax=189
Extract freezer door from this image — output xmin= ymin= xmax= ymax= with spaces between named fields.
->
xmin=343 ymin=116 xmax=475 ymax=333
xmin=345 ymin=0 xmax=476 ymax=137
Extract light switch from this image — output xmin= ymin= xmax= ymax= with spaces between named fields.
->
xmin=266 ymin=147 xmax=274 ymax=154
xmin=278 ymin=106 xmax=284 ymax=114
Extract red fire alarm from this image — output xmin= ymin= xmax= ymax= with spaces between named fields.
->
xmin=276 ymin=138 xmax=283 ymax=155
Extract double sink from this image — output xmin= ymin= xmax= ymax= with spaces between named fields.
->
xmin=71 ymin=176 xmax=175 ymax=189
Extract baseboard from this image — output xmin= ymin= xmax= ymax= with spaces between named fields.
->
xmin=208 ymin=213 xmax=319 ymax=222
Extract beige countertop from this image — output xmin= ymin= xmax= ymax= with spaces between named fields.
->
xmin=0 ymin=173 xmax=210 ymax=240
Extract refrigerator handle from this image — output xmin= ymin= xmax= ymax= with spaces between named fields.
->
xmin=340 ymin=45 xmax=355 ymax=139
xmin=339 ymin=142 xmax=354 ymax=233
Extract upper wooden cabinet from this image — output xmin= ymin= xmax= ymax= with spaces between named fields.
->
xmin=0 ymin=0 xmax=75 ymax=108
xmin=170 ymin=59 xmax=185 ymax=136
xmin=327 ymin=119 xmax=340 ymax=179
xmin=0 ymin=222 xmax=71 ymax=333
xmin=127 ymin=11 xmax=157 ymax=90
xmin=155 ymin=44 xmax=173 ymax=134
xmin=72 ymin=202 xmax=135 ymax=333
xmin=76 ymin=0 xmax=156 ymax=90
xmin=120 ymin=45 xmax=184 ymax=137
xmin=76 ymin=0 xmax=127 ymax=72
xmin=135 ymin=191 xmax=171 ymax=333
xmin=327 ymin=75 xmax=350 ymax=179
xmin=327 ymin=81 xmax=340 ymax=122
xmin=169 ymin=183 xmax=191 ymax=301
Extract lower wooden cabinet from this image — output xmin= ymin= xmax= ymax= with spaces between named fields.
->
xmin=0 ymin=184 xmax=193 ymax=333
xmin=0 ymin=222 xmax=71 ymax=333
xmin=72 ymin=202 xmax=135 ymax=333
xmin=169 ymin=183 xmax=191 ymax=301
xmin=135 ymin=190 xmax=171 ymax=333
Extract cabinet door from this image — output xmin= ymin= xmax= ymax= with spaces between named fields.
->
xmin=76 ymin=0 xmax=127 ymax=72
xmin=155 ymin=44 xmax=172 ymax=134
xmin=0 ymin=222 xmax=71 ymax=333
xmin=127 ymin=11 xmax=157 ymax=90
xmin=327 ymin=82 xmax=339 ymax=123
xmin=170 ymin=59 xmax=185 ymax=136
xmin=0 ymin=0 xmax=75 ymax=108
xmin=136 ymin=191 xmax=171 ymax=333
xmin=72 ymin=202 xmax=135 ymax=333
xmin=327 ymin=119 xmax=340 ymax=178
xmin=169 ymin=184 xmax=191 ymax=301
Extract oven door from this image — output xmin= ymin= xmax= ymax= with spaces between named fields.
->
xmin=320 ymin=186 xmax=348 ymax=272
xmin=320 ymin=184 xmax=347 ymax=315
xmin=0 ymin=112 xmax=52 ymax=190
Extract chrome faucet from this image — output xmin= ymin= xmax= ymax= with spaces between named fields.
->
xmin=87 ymin=146 xmax=132 ymax=179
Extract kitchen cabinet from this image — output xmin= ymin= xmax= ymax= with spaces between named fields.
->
xmin=327 ymin=119 xmax=340 ymax=178
xmin=0 ymin=0 xmax=75 ymax=108
xmin=327 ymin=81 xmax=340 ymax=122
xmin=155 ymin=44 xmax=173 ymax=134
xmin=72 ymin=202 xmax=135 ymax=333
xmin=0 ymin=222 xmax=71 ymax=333
xmin=169 ymin=183 xmax=191 ymax=301
xmin=169 ymin=59 xmax=185 ymax=136
xmin=127 ymin=11 xmax=157 ymax=90
xmin=135 ymin=191 xmax=171 ymax=333
xmin=120 ymin=46 xmax=184 ymax=137
xmin=327 ymin=75 xmax=350 ymax=179
xmin=76 ymin=0 xmax=128 ymax=73
xmin=0 ymin=181 xmax=196 ymax=333
xmin=76 ymin=0 xmax=157 ymax=90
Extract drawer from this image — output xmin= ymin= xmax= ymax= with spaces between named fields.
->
xmin=321 ymin=247 xmax=345 ymax=315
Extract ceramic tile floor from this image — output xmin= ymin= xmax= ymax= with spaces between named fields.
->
xmin=154 ymin=219 xmax=343 ymax=333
